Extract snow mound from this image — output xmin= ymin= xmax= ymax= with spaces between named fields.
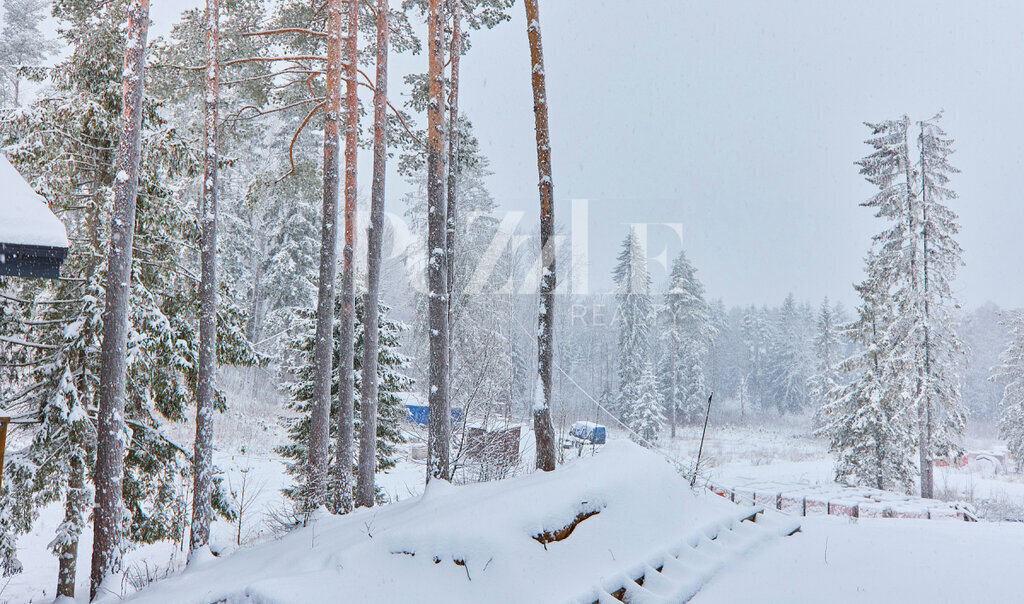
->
xmin=0 ymin=154 xmax=68 ymax=248
xmin=125 ymin=441 xmax=780 ymax=604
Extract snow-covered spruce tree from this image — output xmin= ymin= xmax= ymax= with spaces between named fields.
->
xmin=278 ymin=296 xmax=412 ymax=511
xmin=837 ymin=114 xmax=966 ymax=497
xmin=766 ymin=294 xmax=813 ymax=413
xmin=0 ymin=0 xmax=58 ymax=106
xmin=0 ymin=0 xmax=257 ymax=593
xmin=740 ymin=305 xmax=772 ymax=409
xmin=914 ymin=113 xmax=967 ymax=497
xmin=659 ymin=250 xmax=714 ymax=434
xmin=704 ymin=298 xmax=732 ymax=402
xmin=0 ymin=269 xmax=103 ymax=594
xmin=993 ymin=311 xmax=1024 ymax=471
xmin=809 ymin=296 xmax=842 ymax=413
xmin=612 ymin=229 xmax=654 ymax=422
xmin=817 ymin=251 xmax=917 ymax=492
xmin=238 ymin=159 xmax=322 ymax=343
xmin=624 ymin=363 xmax=664 ymax=447
xmin=963 ymin=303 xmax=1008 ymax=421
xmin=269 ymin=0 xmax=420 ymax=512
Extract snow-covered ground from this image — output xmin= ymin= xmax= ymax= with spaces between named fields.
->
xmin=693 ymin=515 xmax=1024 ymax=603
xmin=6 ymin=391 xmax=1024 ymax=603
xmin=119 ymin=442 xmax=790 ymax=604
xmin=0 ymin=369 xmax=432 ymax=603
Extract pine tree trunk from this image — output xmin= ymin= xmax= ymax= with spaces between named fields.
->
xmin=670 ymin=337 xmax=678 ymax=438
xmin=56 ymin=351 xmax=91 ymax=599
xmin=190 ymin=0 xmax=220 ymax=555
xmin=309 ymin=0 xmax=344 ymax=512
xmin=901 ymin=116 xmax=931 ymax=498
xmin=919 ymin=122 xmax=934 ymax=499
xmin=91 ymin=1 xmax=150 ymax=598
xmin=445 ymin=0 xmax=461 ymax=380
xmin=57 ymin=354 xmax=91 ymax=599
xmin=525 ymin=0 xmax=557 ymax=472
xmin=333 ymin=0 xmax=358 ymax=514
xmin=56 ymin=444 xmax=87 ymax=598
xmin=355 ymin=0 xmax=390 ymax=510
xmin=426 ymin=0 xmax=451 ymax=483
xmin=248 ymin=251 xmax=262 ymax=343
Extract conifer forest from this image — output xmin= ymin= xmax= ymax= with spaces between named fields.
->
xmin=2 ymin=1 xmax=1024 ymax=602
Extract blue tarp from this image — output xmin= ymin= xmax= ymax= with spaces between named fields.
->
xmin=405 ymin=404 xmax=463 ymax=426
xmin=570 ymin=421 xmax=606 ymax=444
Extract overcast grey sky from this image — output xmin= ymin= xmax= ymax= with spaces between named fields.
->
xmin=146 ymin=1 xmax=1024 ymax=308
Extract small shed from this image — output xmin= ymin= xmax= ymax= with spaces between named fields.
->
xmin=0 ymin=154 xmax=69 ymax=278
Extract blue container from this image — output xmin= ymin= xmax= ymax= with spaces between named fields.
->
xmin=570 ymin=421 xmax=606 ymax=444
xmin=406 ymin=404 xmax=430 ymax=425
xmin=405 ymin=404 xmax=464 ymax=427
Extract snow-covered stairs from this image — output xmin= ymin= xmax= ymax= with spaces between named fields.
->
xmin=576 ymin=507 xmax=800 ymax=604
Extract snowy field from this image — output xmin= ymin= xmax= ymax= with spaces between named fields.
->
xmin=694 ymin=516 xmax=1024 ymax=603
xmin=5 ymin=381 xmax=1024 ymax=603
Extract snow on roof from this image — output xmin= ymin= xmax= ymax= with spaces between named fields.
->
xmin=124 ymin=442 xmax=768 ymax=604
xmin=0 ymin=154 xmax=68 ymax=249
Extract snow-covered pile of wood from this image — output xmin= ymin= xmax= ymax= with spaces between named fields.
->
xmin=123 ymin=442 xmax=791 ymax=603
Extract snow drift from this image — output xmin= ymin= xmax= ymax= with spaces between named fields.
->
xmin=123 ymin=441 xmax=789 ymax=603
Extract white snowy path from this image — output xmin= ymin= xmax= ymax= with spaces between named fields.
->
xmin=693 ymin=515 xmax=1024 ymax=603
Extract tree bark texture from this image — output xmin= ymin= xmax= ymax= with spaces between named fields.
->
xmin=190 ymin=0 xmax=220 ymax=555
xmin=91 ymin=1 xmax=150 ymax=598
xmin=309 ymin=0 xmax=344 ymax=513
xmin=333 ymin=0 xmax=359 ymax=514
xmin=355 ymin=0 xmax=390 ymax=509
xmin=525 ymin=0 xmax=557 ymax=472
xmin=426 ymin=0 xmax=451 ymax=483
xmin=445 ymin=0 xmax=461 ymax=379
